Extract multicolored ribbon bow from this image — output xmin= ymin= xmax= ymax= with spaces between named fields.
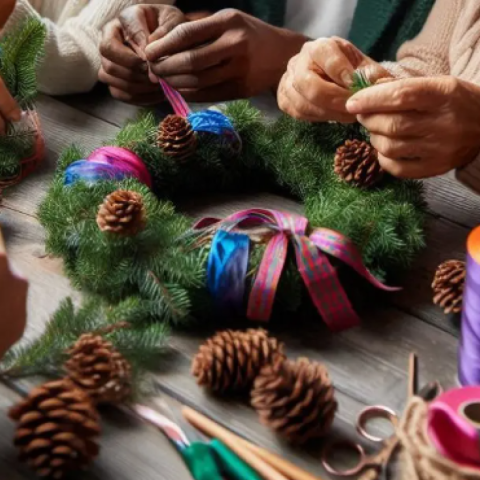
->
xmin=195 ymin=208 xmax=399 ymax=332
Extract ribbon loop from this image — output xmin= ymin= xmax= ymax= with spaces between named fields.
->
xmin=194 ymin=208 xmax=399 ymax=331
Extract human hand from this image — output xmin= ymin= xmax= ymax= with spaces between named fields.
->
xmin=144 ymin=8 xmax=308 ymax=102
xmin=0 ymin=234 xmax=28 ymax=359
xmin=0 ymin=0 xmax=15 ymax=28
xmin=99 ymin=5 xmax=186 ymax=105
xmin=346 ymin=77 xmax=480 ymax=178
xmin=277 ymin=37 xmax=391 ymax=123
xmin=0 ymin=75 xmax=21 ymax=134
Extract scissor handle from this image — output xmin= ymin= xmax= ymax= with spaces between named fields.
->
xmin=357 ymin=405 xmax=399 ymax=443
xmin=321 ymin=440 xmax=377 ymax=477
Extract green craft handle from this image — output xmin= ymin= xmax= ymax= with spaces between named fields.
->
xmin=182 ymin=442 xmax=223 ymax=480
xmin=209 ymin=438 xmax=263 ymax=480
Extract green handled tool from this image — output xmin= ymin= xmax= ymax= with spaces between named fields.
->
xmin=132 ymin=404 xmax=262 ymax=480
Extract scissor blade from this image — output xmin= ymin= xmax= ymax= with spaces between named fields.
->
xmin=133 ymin=404 xmax=190 ymax=447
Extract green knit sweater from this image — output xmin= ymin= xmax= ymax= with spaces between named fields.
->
xmin=178 ymin=0 xmax=436 ymax=61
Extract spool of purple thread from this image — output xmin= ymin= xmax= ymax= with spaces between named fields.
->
xmin=459 ymin=227 xmax=480 ymax=386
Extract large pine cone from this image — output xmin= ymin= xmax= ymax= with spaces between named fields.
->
xmin=158 ymin=114 xmax=197 ymax=160
xmin=96 ymin=189 xmax=146 ymax=236
xmin=192 ymin=329 xmax=285 ymax=394
xmin=251 ymin=356 xmax=337 ymax=444
xmin=65 ymin=333 xmax=132 ymax=405
xmin=9 ymin=379 xmax=100 ymax=479
xmin=432 ymin=259 xmax=466 ymax=314
xmin=334 ymin=139 xmax=383 ymax=188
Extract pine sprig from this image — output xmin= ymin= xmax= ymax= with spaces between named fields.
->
xmin=350 ymin=69 xmax=373 ymax=93
xmin=1 ymin=298 xmax=169 ymax=381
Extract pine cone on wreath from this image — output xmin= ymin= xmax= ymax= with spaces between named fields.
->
xmin=96 ymin=189 xmax=146 ymax=236
xmin=158 ymin=114 xmax=197 ymax=160
xmin=192 ymin=329 xmax=285 ymax=394
xmin=9 ymin=379 xmax=100 ymax=480
xmin=64 ymin=333 xmax=132 ymax=405
xmin=432 ymin=259 xmax=466 ymax=314
xmin=334 ymin=139 xmax=383 ymax=188
xmin=251 ymin=356 xmax=337 ymax=444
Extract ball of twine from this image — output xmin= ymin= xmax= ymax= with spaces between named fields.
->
xmin=398 ymin=397 xmax=480 ymax=480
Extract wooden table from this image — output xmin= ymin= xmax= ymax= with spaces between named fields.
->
xmin=0 ymin=87 xmax=476 ymax=479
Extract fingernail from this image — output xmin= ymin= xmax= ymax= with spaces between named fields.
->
xmin=341 ymin=70 xmax=353 ymax=87
xmin=346 ymin=98 xmax=361 ymax=113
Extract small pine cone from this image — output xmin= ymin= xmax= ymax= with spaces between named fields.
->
xmin=9 ymin=379 xmax=100 ymax=480
xmin=432 ymin=259 xmax=466 ymax=314
xmin=251 ymin=357 xmax=337 ymax=444
xmin=334 ymin=139 xmax=383 ymax=188
xmin=65 ymin=333 xmax=132 ymax=405
xmin=96 ymin=189 xmax=146 ymax=236
xmin=192 ymin=329 xmax=285 ymax=394
xmin=158 ymin=114 xmax=197 ymax=160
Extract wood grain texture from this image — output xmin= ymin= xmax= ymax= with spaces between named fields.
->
xmin=0 ymin=89 xmax=472 ymax=479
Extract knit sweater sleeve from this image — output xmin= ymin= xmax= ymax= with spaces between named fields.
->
xmin=380 ymin=0 xmax=463 ymax=79
xmin=2 ymin=0 xmax=173 ymax=96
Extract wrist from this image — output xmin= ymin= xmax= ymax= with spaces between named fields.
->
xmin=271 ymin=27 xmax=309 ymax=88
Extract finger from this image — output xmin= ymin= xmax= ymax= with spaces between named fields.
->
xmin=148 ymin=7 xmax=187 ymax=43
xmin=100 ymin=57 xmax=152 ymax=84
xmin=357 ymin=111 xmax=428 ymax=137
xmin=347 ymin=77 xmax=453 ymax=114
xmin=99 ymin=68 xmax=162 ymax=95
xmin=0 ymin=115 xmax=5 ymax=135
xmin=291 ymin=61 xmax=353 ymax=116
xmin=370 ymin=134 xmax=430 ymax=160
xmin=101 ymin=20 xmax=147 ymax=70
xmin=145 ymin=15 xmax=225 ymax=61
xmin=163 ymin=62 xmax=239 ymax=90
xmin=0 ymin=76 xmax=21 ymax=123
xmin=305 ymin=38 xmax=358 ymax=87
xmin=278 ymin=72 xmax=355 ymax=123
xmin=109 ymin=86 xmax=166 ymax=106
xmin=150 ymin=39 xmax=239 ymax=77
xmin=119 ymin=5 xmax=159 ymax=51
xmin=378 ymin=153 xmax=442 ymax=179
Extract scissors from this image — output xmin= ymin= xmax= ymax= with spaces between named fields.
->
xmin=130 ymin=392 xmax=263 ymax=480
xmin=321 ymin=353 xmax=443 ymax=480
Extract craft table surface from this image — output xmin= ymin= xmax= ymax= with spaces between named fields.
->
xmin=0 ymin=86 xmax=473 ymax=479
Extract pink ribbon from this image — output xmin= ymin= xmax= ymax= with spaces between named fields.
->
xmin=195 ymin=208 xmax=399 ymax=332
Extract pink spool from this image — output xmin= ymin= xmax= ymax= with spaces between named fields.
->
xmin=428 ymin=386 xmax=480 ymax=468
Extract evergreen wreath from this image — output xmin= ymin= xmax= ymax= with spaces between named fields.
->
xmin=0 ymin=19 xmax=46 ymax=187
xmin=37 ymin=94 xmax=425 ymax=335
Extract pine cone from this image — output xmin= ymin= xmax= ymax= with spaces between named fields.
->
xmin=432 ymin=259 xmax=466 ymax=314
xmin=192 ymin=329 xmax=285 ymax=394
xmin=251 ymin=357 xmax=337 ymax=444
xmin=65 ymin=333 xmax=132 ymax=405
xmin=9 ymin=379 xmax=100 ymax=479
xmin=334 ymin=139 xmax=383 ymax=188
xmin=158 ymin=114 xmax=197 ymax=160
xmin=96 ymin=189 xmax=146 ymax=236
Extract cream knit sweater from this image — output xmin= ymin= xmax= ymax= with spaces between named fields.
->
xmin=2 ymin=0 xmax=173 ymax=95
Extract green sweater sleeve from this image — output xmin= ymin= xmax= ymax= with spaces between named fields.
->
xmin=348 ymin=0 xmax=436 ymax=61
xmin=175 ymin=0 xmax=286 ymax=26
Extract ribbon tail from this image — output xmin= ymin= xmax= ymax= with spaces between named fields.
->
xmin=247 ymin=234 xmax=289 ymax=322
xmin=158 ymin=79 xmax=191 ymax=118
xmin=293 ymin=236 xmax=360 ymax=332
xmin=310 ymin=228 xmax=400 ymax=292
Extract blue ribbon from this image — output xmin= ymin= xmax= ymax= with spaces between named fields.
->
xmin=188 ymin=110 xmax=242 ymax=154
xmin=207 ymin=230 xmax=250 ymax=313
